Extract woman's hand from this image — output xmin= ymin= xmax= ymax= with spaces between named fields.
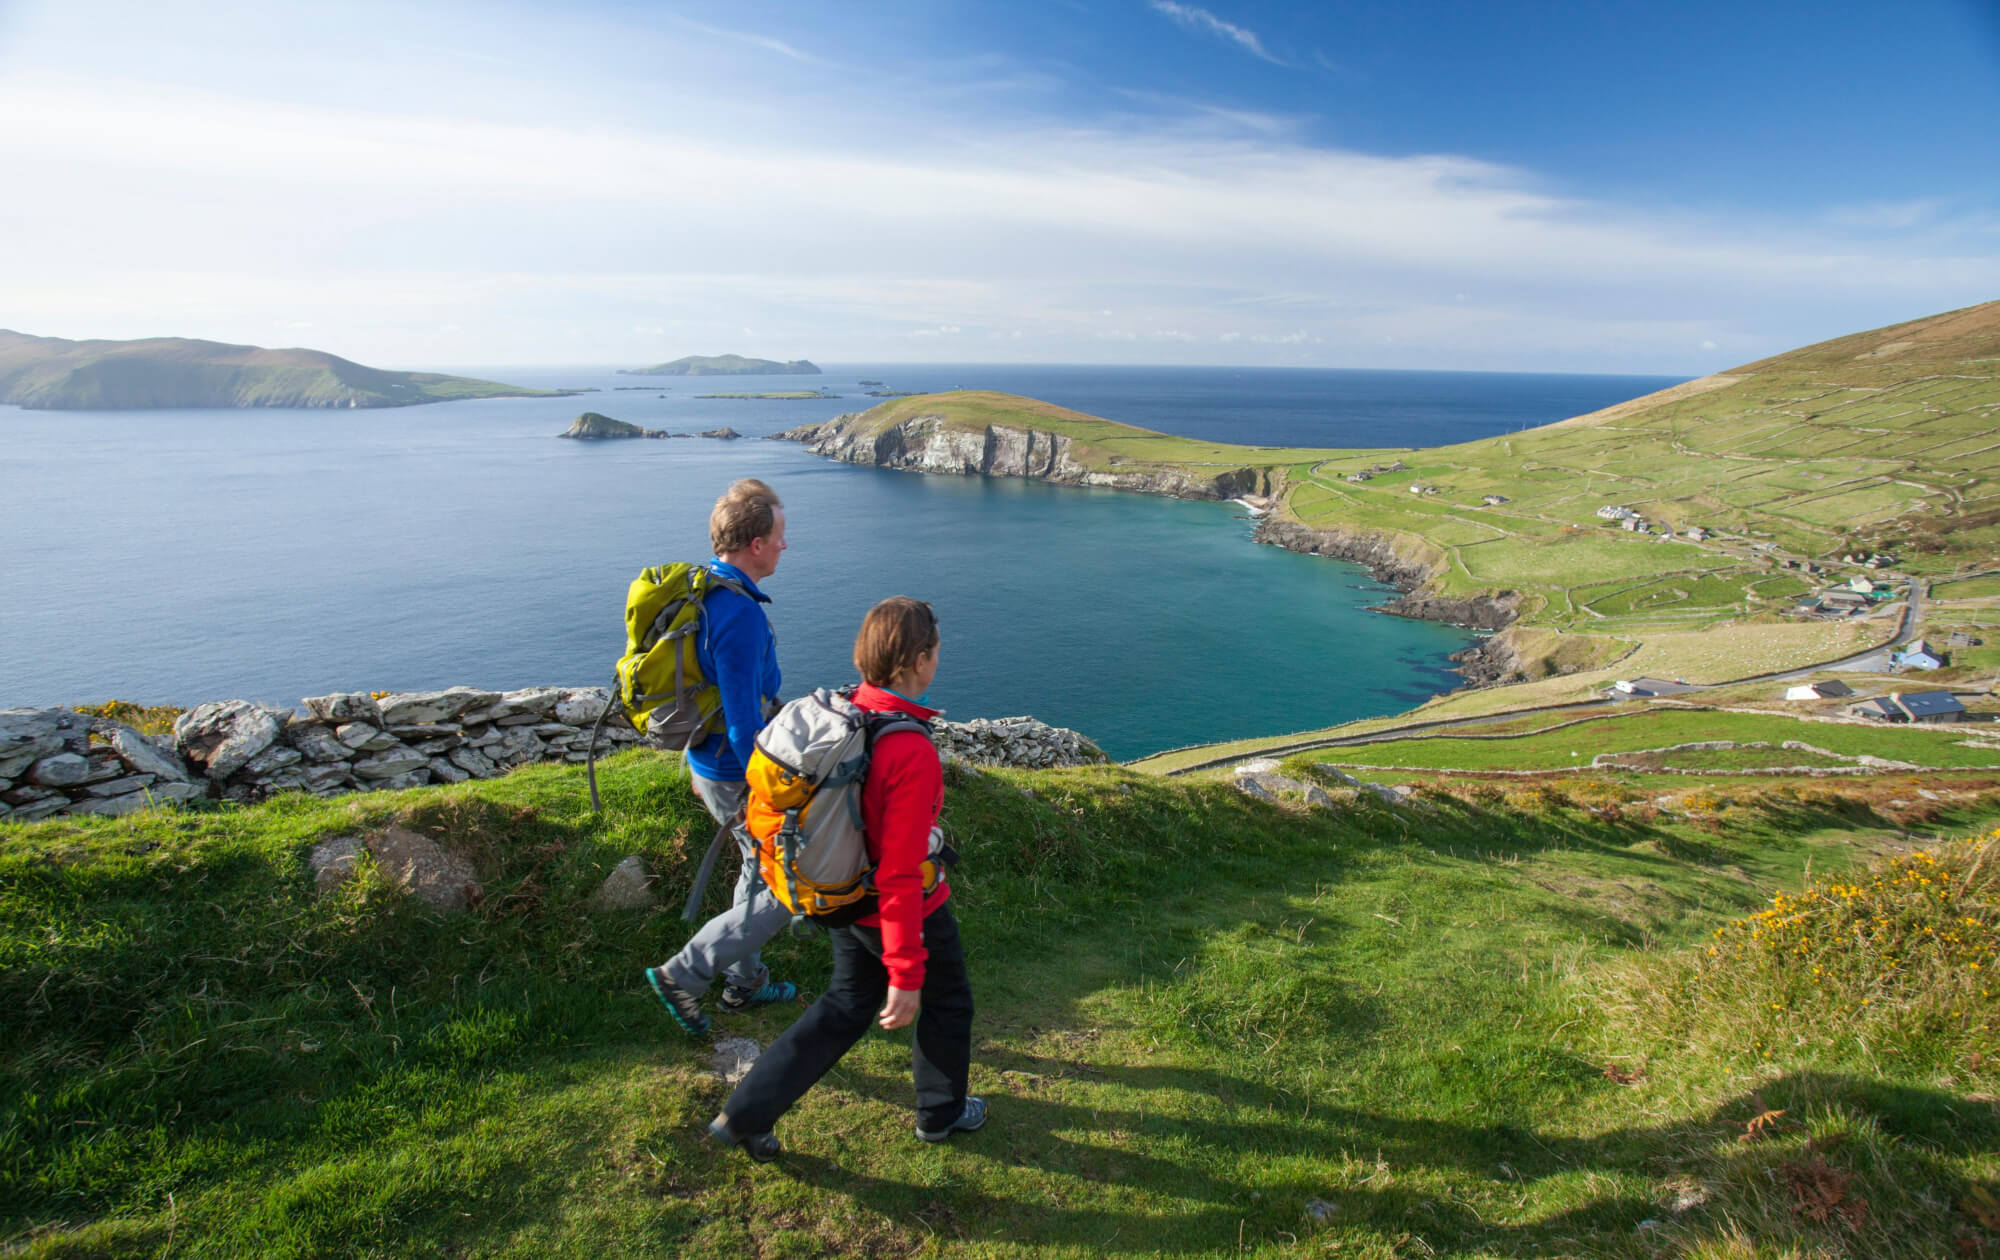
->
xmin=878 ymin=986 xmax=921 ymax=1030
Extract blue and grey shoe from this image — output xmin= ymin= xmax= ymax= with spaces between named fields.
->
xmin=718 ymin=979 xmax=798 ymax=1012
xmin=916 ymin=1095 xmax=988 ymax=1143
xmin=645 ymin=967 xmax=711 ymax=1037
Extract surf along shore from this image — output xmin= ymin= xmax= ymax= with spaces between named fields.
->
xmin=774 ymin=301 xmax=2000 ymax=768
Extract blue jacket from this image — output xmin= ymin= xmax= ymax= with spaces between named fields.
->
xmin=685 ymin=559 xmax=781 ymax=782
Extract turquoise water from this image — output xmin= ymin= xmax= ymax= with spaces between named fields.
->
xmin=0 ymin=364 xmax=1677 ymax=758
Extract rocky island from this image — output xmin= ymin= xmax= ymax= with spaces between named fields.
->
xmin=557 ymin=413 xmax=741 ymax=440
xmin=0 ymin=330 xmax=568 ymax=410
xmin=618 ymin=354 xmax=820 ymax=377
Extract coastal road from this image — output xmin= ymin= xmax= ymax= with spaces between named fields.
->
xmin=1157 ymin=580 xmax=1935 ymax=776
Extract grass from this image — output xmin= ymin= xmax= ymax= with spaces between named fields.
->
xmin=5 ymin=751 xmax=2000 ymax=1256
xmin=1316 ymin=707 xmax=2000 ymax=773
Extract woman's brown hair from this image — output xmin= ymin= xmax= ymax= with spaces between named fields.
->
xmin=853 ymin=596 xmax=939 ymax=686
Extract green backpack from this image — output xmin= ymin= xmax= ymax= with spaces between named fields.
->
xmin=586 ymin=562 xmax=749 ymax=812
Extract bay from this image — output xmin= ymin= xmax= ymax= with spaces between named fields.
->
xmin=0 ymin=363 xmax=1683 ymax=759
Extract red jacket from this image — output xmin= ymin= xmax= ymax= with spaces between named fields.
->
xmin=851 ymin=683 xmax=950 ymax=990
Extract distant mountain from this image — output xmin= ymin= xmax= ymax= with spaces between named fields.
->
xmin=619 ymin=354 xmax=820 ymax=377
xmin=0 ymin=330 xmax=569 ymax=410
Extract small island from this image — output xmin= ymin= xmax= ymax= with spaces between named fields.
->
xmin=0 ymin=329 xmax=572 ymax=410
xmin=559 ymin=412 xmax=667 ymax=440
xmin=556 ymin=413 xmax=741 ymax=441
xmin=618 ymin=354 xmax=821 ymax=377
xmin=695 ymin=389 xmax=839 ymax=400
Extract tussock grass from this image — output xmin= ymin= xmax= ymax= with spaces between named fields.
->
xmin=1577 ymin=827 xmax=2000 ymax=1259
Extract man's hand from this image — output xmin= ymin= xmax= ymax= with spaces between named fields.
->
xmin=878 ymin=986 xmax=921 ymax=1030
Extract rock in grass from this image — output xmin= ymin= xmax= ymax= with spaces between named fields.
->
xmin=364 ymin=825 xmax=478 ymax=910
xmin=591 ymin=855 xmax=657 ymax=911
xmin=309 ymin=834 xmax=364 ymax=892
xmin=1231 ymin=762 xmax=1334 ymax=808
xmin=710 ymin=1037 xmax=762 ymax=1084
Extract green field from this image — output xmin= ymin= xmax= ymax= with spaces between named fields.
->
xmin=1315 ymin=707 xmax=2000 ymax=773
xmin=5 ymin=749 xmax=1998 ymax=1257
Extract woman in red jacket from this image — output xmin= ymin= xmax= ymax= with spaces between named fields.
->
xmin=708 ymin=596 xmax=983 ymax=1161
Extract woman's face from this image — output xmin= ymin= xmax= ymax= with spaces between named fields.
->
xmin=910 ymin=637 xmax=940 ymax=695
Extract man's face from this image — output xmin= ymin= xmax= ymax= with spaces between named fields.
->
xmin=744 ymin=507 xmax=787 ymax=581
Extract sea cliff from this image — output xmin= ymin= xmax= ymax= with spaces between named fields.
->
xmin=772 ymin=410 xmax=1281 ymax=501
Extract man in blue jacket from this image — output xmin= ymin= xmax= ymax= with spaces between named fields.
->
xmin=645 ymin=479 xmax=795 ymax=1036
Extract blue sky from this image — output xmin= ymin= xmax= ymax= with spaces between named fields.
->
xmin=0 ymin=0 xmax=1995 ymax=372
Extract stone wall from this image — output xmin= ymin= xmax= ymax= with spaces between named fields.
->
xmin=1 ymin=687 xmax=1105 ymax=821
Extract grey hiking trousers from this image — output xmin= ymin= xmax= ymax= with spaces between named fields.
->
xmin=657 ymin=770 xmax=794 ymax=997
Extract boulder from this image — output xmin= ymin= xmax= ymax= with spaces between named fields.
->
xmin=241 ymin=745 xmax=303 ymax=776
xmin=0 ymin=709 xmax=88 ymax=778
xmin=84 ymin=773 xmax=157 ymax=798
xmin=375 ymin=688 xmax=501 ymax=727
xmin=335 ymin=721 xmax=380 ymax=750
xmin=591 ymin=855 xmax=658 ymax=911
xmin=27 ymin=752 xmax=91 ymax=787
xmin=175 ymin=700 xmax=284 ymax=781
xmin=352 ymin=747 xmax=429 ymax=780
xmin=108 ymin=726 xmax=190 ymax=782
xmin=9 ymin=795 xmax=70 ymax=822
xmin=303 ymin=764 xmax=353 ymax=793
xmin=1230 ymin=762 xmax=1333 ymax=807
xmin=366 ymin=769 xmax=432 ymax=792
xmin=309 ymin=834 xmax=364 ymax=892
xmin=493 ymin=688 xmax=565 ymax=720
xmin=1312 ymin=764 xmax=1365 ymax=789
xmin=64 ymin=788 xmax=157 ymax=817
xmin=302 ymin=692 xmax=381 ymax=724
xmin=365 ymin=825 xmax=478 ymax=910
xmin=427 ymin=757 xmax=469 ymax=784
xmin=447 ymin=746 xmax=500 ymax=779
xmin=288 ymin=722 xmax=357 ymax=763
xmin=553 ymin=689 xmax=610 ymax=725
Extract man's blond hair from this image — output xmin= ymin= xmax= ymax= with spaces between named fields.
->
xmin=709 ymin=479 xmax=783 ymax=556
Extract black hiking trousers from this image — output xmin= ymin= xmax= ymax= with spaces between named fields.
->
xmin=721 ymin=903 xmax=974 ymax=1137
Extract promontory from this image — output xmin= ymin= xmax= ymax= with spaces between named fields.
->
xmin=619 ymin=354 xmax=820 ymax=376
xmin=0 ymin=330 xmax=567 ymax=410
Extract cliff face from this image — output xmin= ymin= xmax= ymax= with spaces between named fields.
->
xmin=774 ymin=412 xmax=1280 ymax=501
xmin=1252 ymin=516 xmax=1522 ymax=633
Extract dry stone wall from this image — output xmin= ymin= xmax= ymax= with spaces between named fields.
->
xmin=1 ymin=688 xmax=1104 ymax=820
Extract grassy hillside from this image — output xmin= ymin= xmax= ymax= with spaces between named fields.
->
xmin=0 ymin=331 xmax=562 ymax=410
xmin=4 ymin=751 xmax=1998 ymax=1257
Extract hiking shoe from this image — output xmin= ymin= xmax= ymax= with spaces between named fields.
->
xmin=719 ymin=979 xmax=798 ymax=1012
xmin=916 ymin=1096 xmax=988 ymax=1144
xmin=707 ymin=1112 xmax=781 ymax=1163
xmin=645 ymin=967 xmax=710 ymax=1037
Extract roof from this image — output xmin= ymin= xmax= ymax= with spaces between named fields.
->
xmin=1812 ymin=679 xmax=1854 ymax=697
xmin=1894 ymin=691 xmax=1965 ymax=717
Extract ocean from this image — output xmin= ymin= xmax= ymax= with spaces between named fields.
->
xmin=0 ymin=363 xmax=1684 ymax=759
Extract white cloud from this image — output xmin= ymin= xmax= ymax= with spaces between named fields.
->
xmin=0 ymin=48 xmax=1992 ymax=371
xmin=1147 ymin=1 xmax=1284 ymax=64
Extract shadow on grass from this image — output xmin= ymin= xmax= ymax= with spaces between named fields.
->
xmin=771 ymin=1063 xmax=1998 ymax=1256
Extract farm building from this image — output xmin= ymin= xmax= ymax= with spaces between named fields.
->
xmin=1784 ymin=680 xmax=1854 ymax=701
xmin=1847 ymin=691 xmax=1966 ymax=724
